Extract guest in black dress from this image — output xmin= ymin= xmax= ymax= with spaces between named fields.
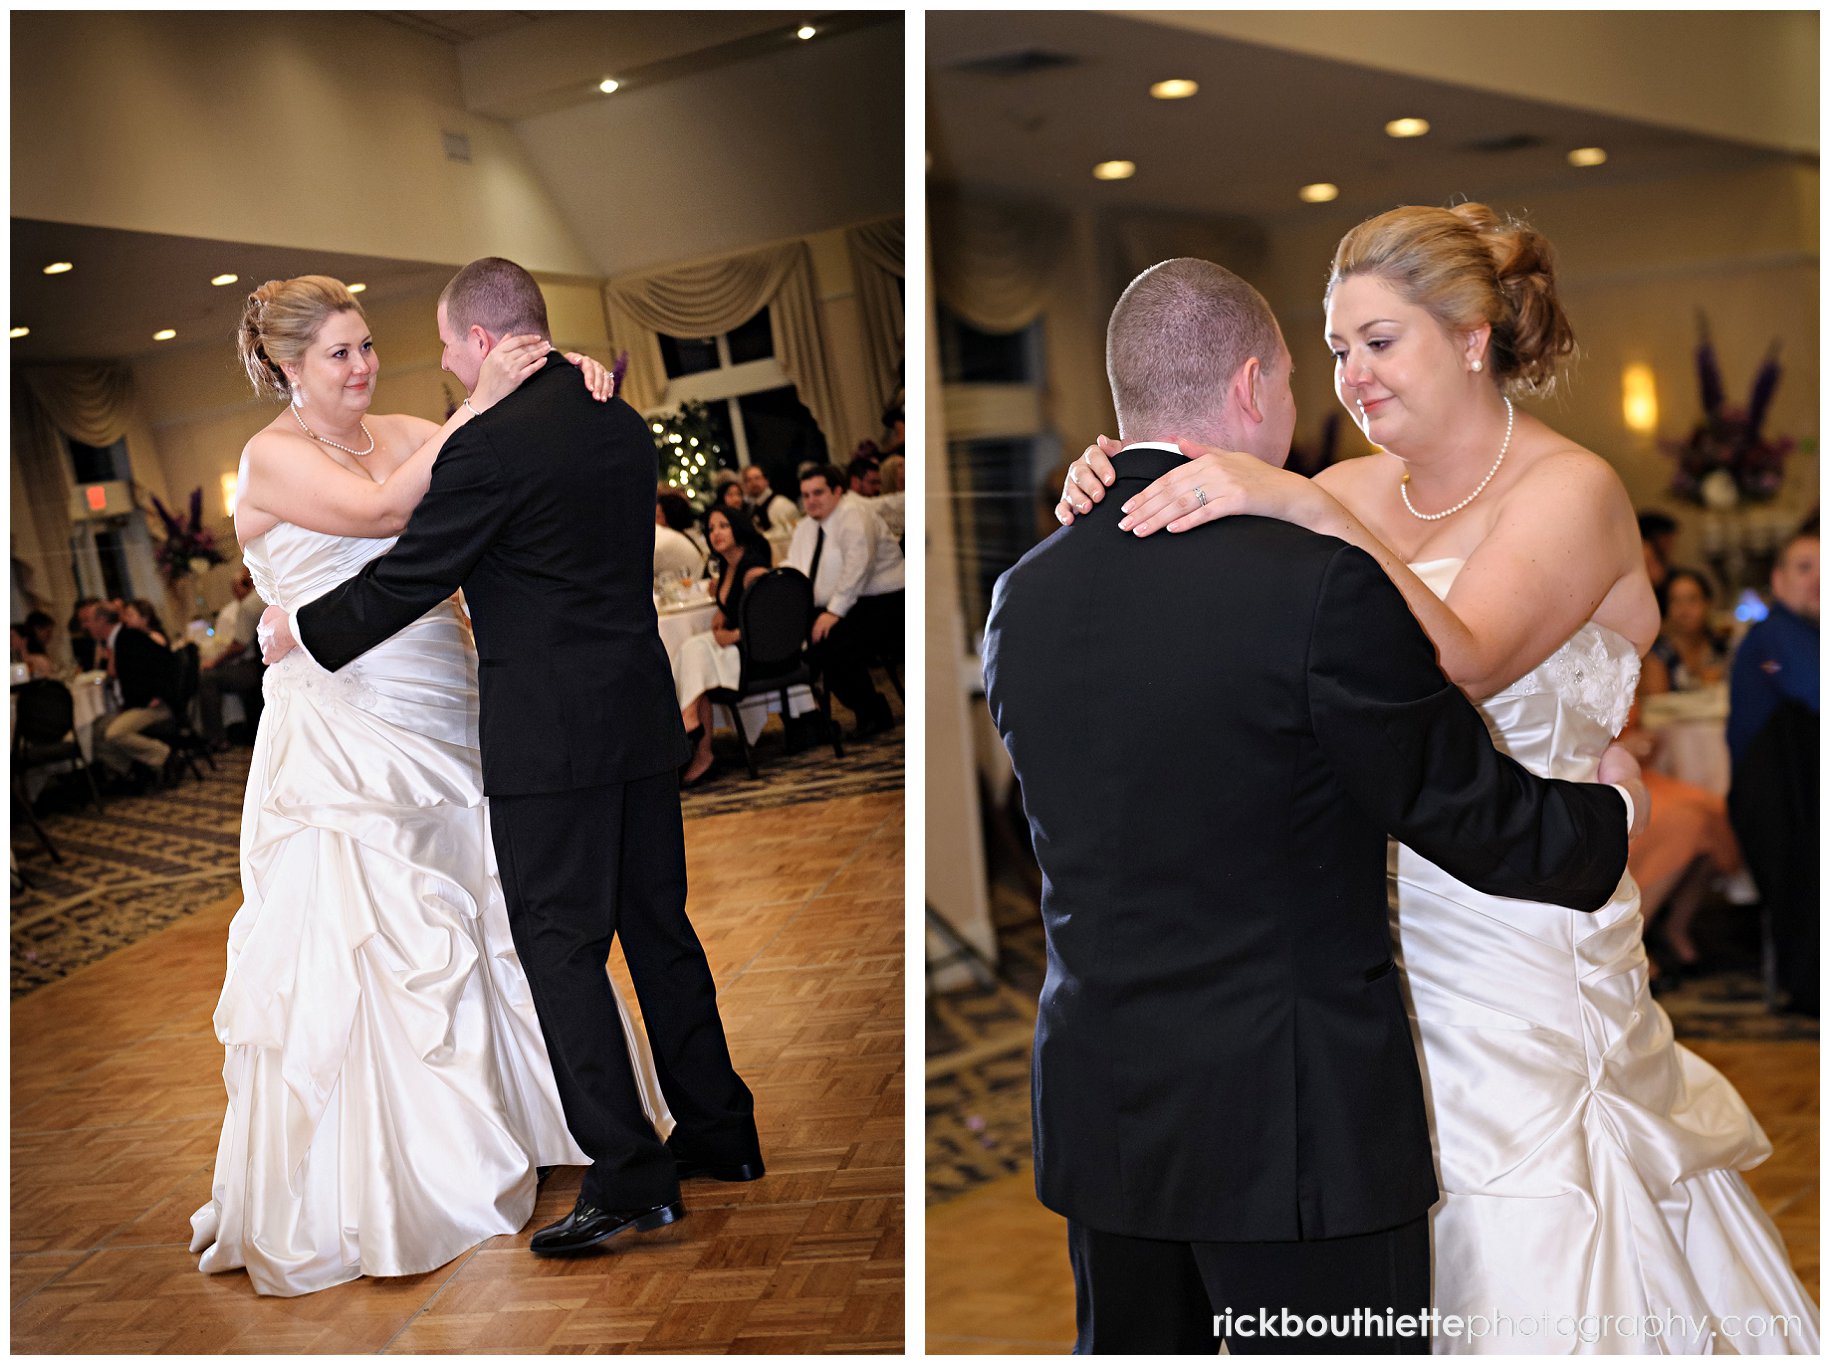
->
xmin=675 ymin=506 xmax=772 ymax=786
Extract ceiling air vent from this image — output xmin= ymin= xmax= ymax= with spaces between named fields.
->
xmin=1461 ymin=133 xmax=1546 ymax=155
xmin=441 ymin=130 xmax=473 ymax=163
xmin=948 ymin=48 xmax=1080 ymax=78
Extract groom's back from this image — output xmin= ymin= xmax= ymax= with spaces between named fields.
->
xmin=982 ymin=467 xmax=1436 ymax=1244
xmin=459 ymin=359 xmax=689 ymax=794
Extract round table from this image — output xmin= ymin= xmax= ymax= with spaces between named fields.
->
xmin=1641 ymin=685 xmax=1732 ymax=797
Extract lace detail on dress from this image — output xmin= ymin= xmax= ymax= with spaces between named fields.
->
xmin=263 ymin=646 xmax=379 ymax=707
xmin=1489 ymin=624 xmax=1640 ymax=736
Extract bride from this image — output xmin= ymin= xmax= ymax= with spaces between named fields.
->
xmin=189 ymin=274 xmax=670 ymax=1296
xmin=1059 ymin=205 xmax=1818 ymax=1353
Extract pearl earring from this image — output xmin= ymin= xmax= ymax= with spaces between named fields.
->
xmin=1471 ymin=360 xmax=1484 ymax=373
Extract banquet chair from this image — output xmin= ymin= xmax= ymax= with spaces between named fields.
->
xmin=12 ymin=678 xmax=104 ymax=860
xmin=145 ymin=643 xmax=214 ymax=784
xmin=706 ymin=569 xmax=844 ymax=779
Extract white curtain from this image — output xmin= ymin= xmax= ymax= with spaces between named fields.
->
xmin=603 ymin=241 xmax=845 ymax=455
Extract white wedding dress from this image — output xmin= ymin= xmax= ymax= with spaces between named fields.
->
xmin=190 ymin=521 xmax=672 ymax=1297
xmin=1396 ymin=559 xmax=1817 ymax=1354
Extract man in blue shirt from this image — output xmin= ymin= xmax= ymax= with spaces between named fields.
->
xmin=1728 ymin=525 xmax=1818 ymax=1015
xmin=1728 ymin=528 xmax=1819 ymax=764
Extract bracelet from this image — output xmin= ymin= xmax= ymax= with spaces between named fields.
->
xmin=463 ymin=397 xmax=481 ymax=417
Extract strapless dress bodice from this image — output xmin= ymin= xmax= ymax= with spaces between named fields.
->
xmin=243 ymin=520 xmax=397 ymax=614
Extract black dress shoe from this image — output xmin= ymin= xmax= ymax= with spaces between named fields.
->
xmin=847 ymin=711 xmax=893 ymax=743
xmin=528 ymin=1197 xmax=684 ymax=1256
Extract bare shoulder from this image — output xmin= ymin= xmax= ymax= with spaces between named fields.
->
xmin=1504 ymin=436 xmax=1634 ymax=533
xmin=241 ymin=422 xmax=316 ymax=474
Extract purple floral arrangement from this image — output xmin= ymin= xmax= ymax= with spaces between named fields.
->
xmin=1663 ymin=312 xmax=1792 ymax=508
xmin=150 ymin=487 xmax=227 ymax=583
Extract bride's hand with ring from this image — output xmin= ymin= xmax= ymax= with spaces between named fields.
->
xmin=467 ymin=333 xmax=554 ymax=412
xmin=1116 ymin=441 xmax=1328 ymax=536
xmin=564 ymin=351 xmax=617 ymax=402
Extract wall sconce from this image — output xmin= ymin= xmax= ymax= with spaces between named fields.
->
xmin=221 ymin=471 xmax=239 ymax=517
xmin=1621 ymin=363 xmax=1658 ymax=435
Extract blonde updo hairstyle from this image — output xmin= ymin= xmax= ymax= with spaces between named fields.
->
xmin=237 ymin=275 xmax=366 ymax=401
xmin=1325 ymin=203 xmax=1575 ymax=398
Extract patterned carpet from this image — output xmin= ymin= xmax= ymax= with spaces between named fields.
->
xmin=10 ymin=684 xmax=902 ymax=999
xmin=926 ymin=795 xmax=1818 ymax=1207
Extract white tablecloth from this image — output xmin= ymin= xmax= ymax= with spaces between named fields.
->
xmin=1641 ymin=685 xmax=1732 ymax=797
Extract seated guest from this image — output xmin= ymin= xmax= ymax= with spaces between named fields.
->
xmin=84 ymin=601 xmax=179 ymax=788
xmin=1642 ymin=568 xmax=1727 ymax=694
xmin=784 ymin=464 xmax=903 ymax=740
xmin=674 ymin=507 xmax=774 ymax=786
xmin=11 ymin=622 xmax=56 ymax=679
xmin=1727 ymin=524 xmax=1819 ymax=1014
xmin=1638 ymin=509 xmax=1678 ymax=593
xmin=874 ymin=454 xmax=907 ymax=543
xmin=847 ymin=449 xmax=883 ymax=498
xmin=197 ymin=569 xmax=264 ymax=750
xmin=741 ymin=462 xmax=799 ymax=533
xmin=23 ymin=610 xmax=62 ymax=672
xmin=69 ymin=597 xmax=102 ymax=671
xmin=655 ymin=491 xmax=707 ymax=577
xmin=123 ymin=598 xmax=171 ymax=648
xmin=709 ymin=477 xmax=748 ymax=530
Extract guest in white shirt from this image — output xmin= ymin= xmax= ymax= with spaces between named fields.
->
xmin=655 ymin=492 xmax=707 ymax=578
xmin=84 ymin=602 xmax=176 ymax=783
xmin=741 ymin=463 xmax=800 ymax=535
xmin=197 ymin=569 xmax=266 ymax=748
xmin=784 ymin=464 xmax=902 ymax=739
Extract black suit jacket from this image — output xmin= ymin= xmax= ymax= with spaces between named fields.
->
xmin=982 ymin=446 xmax=1629 ymax=1245
xmin=109 ymin=625 xmax=176 ymax=712
xmin=297 ymin=355 xmax=690 ymax=795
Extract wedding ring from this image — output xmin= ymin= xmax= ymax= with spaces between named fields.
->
xmin=1194 ymin=485 xmax=1208 ymax=507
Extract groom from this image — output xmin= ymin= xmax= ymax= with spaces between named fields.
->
xmin=984 ymin=258 xmax=1643 ymax=1353
xmin=261 ymin=257 xmax=762 ymax=1254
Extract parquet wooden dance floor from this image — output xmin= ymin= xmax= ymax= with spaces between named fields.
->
xmin=12 ymin=791 xmax=904 ymax=1354
xmin=926 ymin=1038 xmax=1819 ymax=1354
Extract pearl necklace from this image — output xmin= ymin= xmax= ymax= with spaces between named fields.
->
xmin=291 ymin=402 xmax=376 ymax=457
xmin=1399 ymin=396 xmax=1513 ymax=521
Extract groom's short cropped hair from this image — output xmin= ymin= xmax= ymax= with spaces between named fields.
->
xmin=1107 ymin=258 xmax=1282 ymax=440
xmin=441 ymin=257 xmax=551 ymax=341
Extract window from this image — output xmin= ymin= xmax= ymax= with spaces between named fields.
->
xmin=938 ymin=307 xmax=1057 ymax=641
xmin=658 ymin=308 xmax=827 ymax=497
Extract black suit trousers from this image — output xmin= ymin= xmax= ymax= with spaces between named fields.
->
xmin=815 ymin=589 xmax=903 ymax=722
xmin=489 ymin=771 xmax=759 ymax=1207
xmin=1068 ymin=1216 xmax=1431 ymax=1355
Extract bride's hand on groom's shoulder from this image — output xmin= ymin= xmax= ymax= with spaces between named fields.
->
xmin=470 ymin=334 xmax=554 ymax=411
xmin=565 ymin=352 xmax=616 ymax=402
xmin=1116 ymin=443 xmax=1311 ymax=538
xmin=1056 ymin=437 xmax=1121 ymax=525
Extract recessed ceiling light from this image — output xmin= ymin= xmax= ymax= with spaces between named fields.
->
xmin=598 ymin=78 xmax=620 ymax=94
xmin=796 ymin=24 xmax=816 ymax=40
xmin=1385 ymin=117 xmax=1430 ymax=139
xmin=211 ymin=273 xmax=239 ymax=287
xmin=152 ymin=328 xmax=177 ymax=341
xmin=1567 ymin=146 xmax=1607 ymax=167
xmin=9 ymin=326 xmax=29 ymax=339
xmin=43 ymin=261 xmax=73 ymax=275
xmin=1299 ymin=182 xmax=1340 ymax=204
xmin=347 ymin=282 xmax=367 ymax=294
xmin=1150 ymin=79 xmax=1198 ymax=100
xmin=1093 ymin=160 xmax=1136 ymax=181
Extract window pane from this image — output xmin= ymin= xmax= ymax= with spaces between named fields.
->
xmin=737 ymin=386 xmax=828 ymax=492
xmin=726 ymin=308 xmax=773 ymax=365
xmin=949 ymin=436 xmax=1052 ymax=638
xmin=659 ymin=333 xmax=720 ymax=380
xmin=68 ymin=439 xmax=126 ymax=484
xmin=938 ymin=310 xmax=1038 ymax=385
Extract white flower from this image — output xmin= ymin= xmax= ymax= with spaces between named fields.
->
xmin=1700 ymin=469 xmax=1739 ymax=511
xmin=188 ymin=555 xmax=210 ymax=574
